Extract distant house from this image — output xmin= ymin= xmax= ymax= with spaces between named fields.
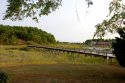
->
xmin=94 ymin=41 xmax=111 ymax=47
xmin=85 ymin=39 xmax=113 ymax=47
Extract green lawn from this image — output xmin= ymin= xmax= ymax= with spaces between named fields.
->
xmin=0 ymin=64 xmax=125 ymax=83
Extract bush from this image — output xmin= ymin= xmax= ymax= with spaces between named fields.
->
xmin=0 ymin=72 xmax=8 ymax=83
xmin=112 ymin=28 xmax=125 ymax=67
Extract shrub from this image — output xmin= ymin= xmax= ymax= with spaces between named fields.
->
xmin=0 ymin=72 xmax=8 ymax=83
xmin=112 ymin=28 xmax=125 ymax=67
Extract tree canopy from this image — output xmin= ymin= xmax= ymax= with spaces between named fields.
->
xmin=94 ymin=0 xmax=125 ymax=38
xmin=112 ymin=27 xmax=125 ymax=67
xmin=3 ymin=0 xmax=62 ymax=22
xmin=93 ymin=0 xmax=125 ymax=67
xmin=2 ymin=0 xmax=96 ymax=22
xmin=0 ymin=25 xmax=56 ymax=45
xmin=2 ymin=0 xmax=125 ymax=34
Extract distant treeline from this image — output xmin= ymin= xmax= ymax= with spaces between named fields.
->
xmin=0 ymin=25 xmax=56 ymax=45
xmin=85 ymin=39 xmax=114 ymax=45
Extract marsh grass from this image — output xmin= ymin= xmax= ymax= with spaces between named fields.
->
xmin=0 ymin=45 xmax=117 ymax=66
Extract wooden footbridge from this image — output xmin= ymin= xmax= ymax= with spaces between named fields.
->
xmin=28 ymin=45 xmax=116 ymax=59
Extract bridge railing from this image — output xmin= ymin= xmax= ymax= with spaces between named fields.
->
xmin=27 ymin=45 xmax=116 ymax=59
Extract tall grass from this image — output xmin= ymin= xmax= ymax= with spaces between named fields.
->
xmin=0 ymin=45 xmax=117 ymax=67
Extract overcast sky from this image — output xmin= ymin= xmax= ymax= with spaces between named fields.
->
xmin=0 ymin=0 xmax=114 ymax=43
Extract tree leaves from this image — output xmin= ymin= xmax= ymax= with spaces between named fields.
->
xmin=0 ymin=25 xmax=56 ymax=44
xmin=112 ymin=28 xmax=125 ymax=67
xmin=3 ymin=0 xmax=62 ymax=22
xmin=95 ymin=0 xmax=125 ymax=38
xmin=85 ymin=0 xmax=93 ymax=8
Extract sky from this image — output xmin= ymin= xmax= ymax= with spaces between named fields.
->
xmin=0 ymin=0 xmax=114 ymax=43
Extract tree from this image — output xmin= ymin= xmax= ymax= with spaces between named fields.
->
xmin=94 ymin=0 xmax=125 ymax=67
xmin=3 ymin=0 xmax=62 ymax=22
xmin=2 ymin=0 xmax=125 ymax=24
xmin=94 ymin=0 xmax=125 ymax=38
xmin=0 ymin=72 xmax=8 ymax=83
xmin=112 ymin=28 xmax=125 ymax=67
xmin=2 ymin=0 xmax=96 ymax=22
xmin=0 ymin=25 xmax=56 ymax=44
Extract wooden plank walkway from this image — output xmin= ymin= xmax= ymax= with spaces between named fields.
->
xmin=27 ymin=45 xmax=116 ymax=59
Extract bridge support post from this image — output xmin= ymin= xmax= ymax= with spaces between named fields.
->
xmin=106 ymin=56 xmax=109 ymax=60
xmin=106 ymin=56 xmax=109 ymax=64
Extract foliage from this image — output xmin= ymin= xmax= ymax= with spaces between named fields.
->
xmin=94 ymin=0 xmax=125 ymax=38
xmin=94 ymin=0 xmax=125 ymax=67
xmin=0 ymin=25 xmax=56 ymax=45
xmin=85 ymin=39 xmax=113 ymax=45
xmin=3 ymin=0 xmax=95 ymax=22
xmin=0 ymin=72 xmax=8 ymax=83
xmin=85 ymin=0 xmax=93 ymax=8
xmin=2 ymin=0 xmax=125 ymax=23
xmin=3 ymin=0 xmax=62 ymax=22
xmin=112 ymin=28 xmax=125 ymax=67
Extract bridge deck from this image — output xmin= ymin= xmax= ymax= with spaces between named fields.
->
xmin=28 ymin=45 xmax=116 ymax=59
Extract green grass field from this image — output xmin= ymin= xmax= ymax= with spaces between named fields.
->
xmin=0 ymin=45 xmax=124 ymax=83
